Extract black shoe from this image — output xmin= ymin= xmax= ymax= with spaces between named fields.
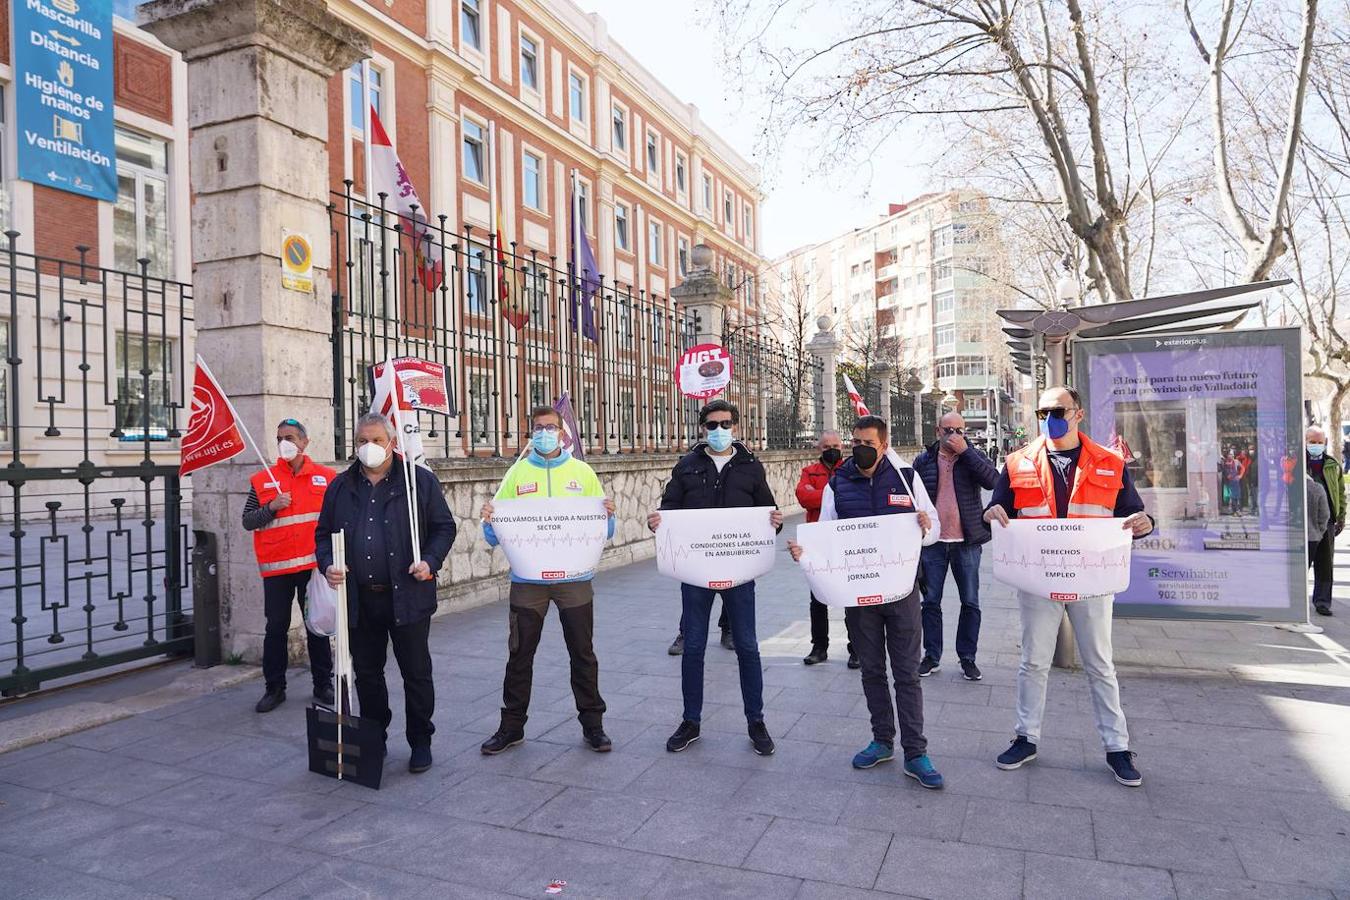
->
xmin=313 ymin=684 xmax=335 ymax=707
xmin=802 ymin=647 xmax=828 ymax=666
xmin=720 ymin=628 xmax=734 ymax=650
xmin=996 ymin=735 xmax=1038 ymax=770
xmin=666 ymin=720 xmax=701 ymax=752
xmin=1106 ymin=750 xmax=1142 ymax=787
xmin=1315 ymin=604 xmax=1333 ymax=617
xmin=668 ymin=634 xmax=685 ymax=655
xmin=918 ymin=656 xmax=940 ymax=677
xmin=847 ymin=651 xmax=861 ymax=670
xmin=480 ymin=729 xmax=525 ymax=755
xmin=584 ymin=727 xmax=613 ymax=753
xmin=409 ymin=745 xmax=433 ymax=774
xmin=254 ymin=689 xmax=285 ymax=714
xmin=959 ymin=659 xmax=982 ymax=682
xmin=748 ymin=720 xmax=775 ymax=756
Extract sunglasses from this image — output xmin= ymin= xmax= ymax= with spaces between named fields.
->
xmin=941 ymin=427 xmax=965 ymax=436
xmin=1034 ymin=406 xmax=1077 ymax=421
xmin=702 ymin=420 xmax=734 ymax=430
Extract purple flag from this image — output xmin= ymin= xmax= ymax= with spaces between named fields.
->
xmin=570 ymin=178 xmax=600 ymax=343
xmin=554 ymin=391 xmax=585 ymax=460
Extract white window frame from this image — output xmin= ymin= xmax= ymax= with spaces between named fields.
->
xmin=346 ymin=63 xmax=385 ymax=140
xmin=723 ymin=189 xmax=734 ymax=226
xmin=648 ymin=219 xmax=663 ymax=266
xmin=461 ymin=115 xmax=487 ymax=186
xmin=114 ymin=127 xmax=173 ymax=279
xmin=461 ymin=0 xmax=483 ymax=53
xmin=677 ymin=236 xmax=689 ymax=276
xmin=615 ymin=202 xmax=630 ymax=252
xmin=568 ymin=69 xmax=588 ymax=123
xmin=114 ymin=332 xmax=178 ymax=442
xmin=611 ymin=102 xmax=628 ymax=152
xmin=701 ymin=174 xmax=713 ymax=213
xmin=743 ymin=205 xmax=752 ymax=240
xmin=646 ymin=130 xmax=659 ymax=174
xmin=519 ymin=32 xmax=540 ymax=93
xmin=675 ymin=152 xmax=687 ymax=197
xmin=577 ymin=178 xmax=592 ymax=234
xmin=522 ymin=148 xmax=544 ymax=211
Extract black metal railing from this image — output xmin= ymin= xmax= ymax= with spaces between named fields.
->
xmin=0 ymin=235 xmax=194 ymax=696
xmin=329 ymin=187 xmax=821 ymax=458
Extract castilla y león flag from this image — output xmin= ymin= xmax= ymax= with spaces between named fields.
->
xmin=368 ymin=106 xmax=444 ymax=293
xmin=181 ymin=357 xmax=246 ymax=476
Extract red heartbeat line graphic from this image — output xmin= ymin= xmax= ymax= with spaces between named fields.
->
xmin=990 ymin=552 xmax=1129 ymax=571
xmin=798 ymin=550 xmax=921 ymax=576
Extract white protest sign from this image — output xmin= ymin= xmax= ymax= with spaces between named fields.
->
xmin=990 ymin=519 xmax=1133 ymax=601
xmin=655 ymin=506 xmax=777 ymax=588
xmin=794 ymin=514 xmax=924 ymax=608
xmin=489 ymin=497 xmax=609 ymax=581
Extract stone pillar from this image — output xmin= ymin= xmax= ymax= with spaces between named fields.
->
xmin=670 ymin=244 xmax=731 ymax=345
xmin=875 ymin=364 xmax=894 ymax=423
xmin=806 ymin=315 xmax=840 ymax=437
xmin=142 ymin=0 xmax=368 ymax=662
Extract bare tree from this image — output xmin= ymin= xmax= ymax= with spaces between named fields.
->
xmin=762 ymin=261 xmax=821 ymax=440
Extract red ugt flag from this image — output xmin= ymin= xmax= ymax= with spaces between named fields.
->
xmin=842 ymin=372 xmax=870 ymax=417
xmin=181 ymin=357 xmax=246 ymax=476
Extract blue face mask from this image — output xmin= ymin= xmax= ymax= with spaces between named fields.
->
xmin=532 ymin=429 xmax=560 ymax=455
xmin=705 ymin=426 xmax=734 ymax=452
xmin=1040 ymin=413 xmax=1071 ymax=441
xmin=1307 ymin=443 xmax=1326 ymax=459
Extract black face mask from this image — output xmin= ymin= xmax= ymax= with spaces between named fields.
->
xmin=820 ymin=447 xmax=842 ymax=467
xmin=852 ymin=445 xmax=879 ymax=470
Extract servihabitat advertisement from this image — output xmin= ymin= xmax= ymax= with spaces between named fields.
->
xmin=1077 ymin=327 xmax=1306 ymax=622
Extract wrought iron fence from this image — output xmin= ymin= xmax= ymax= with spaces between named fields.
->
xmin=0 ymin=235 xmax=194 ymax=695
xmin=329 ymin=187 xmax=821 ymax=458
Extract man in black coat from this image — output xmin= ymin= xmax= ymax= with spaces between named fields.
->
xmin=647 ymin=400 xmax=783 ymax=757
xmin=316 ymin=413 xmax=457 ymax=774
xmin=911 ymin=411 xmax=999 ymax=682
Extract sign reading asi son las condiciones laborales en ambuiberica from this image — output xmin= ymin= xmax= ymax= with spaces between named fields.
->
xmin=15 ymin=0 xmax=117 ymax=202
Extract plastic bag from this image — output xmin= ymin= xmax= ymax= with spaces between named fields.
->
xmin=305 ymin=567 xmax=339 ymax=637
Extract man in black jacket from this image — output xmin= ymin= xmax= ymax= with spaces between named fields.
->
xmin=316 ymin=413 xmax=457 ymax=774
xmin=647 ymin=400 xmax=783 ymax=757
xmin=911 ymin=411 xmax=999 ymax=681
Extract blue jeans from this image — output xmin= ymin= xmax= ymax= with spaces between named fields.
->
xmin=919 ymin=542 xmax=982 ymax=663
xmin=679 ymin=581 xmax=763 ymax=723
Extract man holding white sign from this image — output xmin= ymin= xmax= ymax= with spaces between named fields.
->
xmin=648 ymin=400 xmax=783 ymax=757
xmin=480 ymin=406 xmax=617 ymax=755
xmin=788 ymin=415 xmax=944 ymax=789
xmin=984 ymin=386 xmax=1154 ymax=787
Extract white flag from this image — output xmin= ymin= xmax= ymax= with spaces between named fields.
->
xmin=842 ymin=372 xmax=870 ymax=417
xmin=368 ymin=106 xmax=444 ymax=292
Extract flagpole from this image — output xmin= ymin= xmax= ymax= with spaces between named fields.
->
xmin=196 ymin=356 xmax=280 ymax=491
xmin=488 ymin=119 xmax=509 ymax=454
xmin=382 ymin=361 xmax=421 ymax=560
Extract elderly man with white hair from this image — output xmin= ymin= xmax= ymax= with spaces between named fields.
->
xmin=1306 ymin=425 xmax=1344 ymax=616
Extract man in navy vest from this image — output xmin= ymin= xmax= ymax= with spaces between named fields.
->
xmin=789 ymin=415 xmax=945 ymax=789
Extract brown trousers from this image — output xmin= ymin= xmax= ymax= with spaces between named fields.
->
xmin=501 ymin=580 xmax=606 ymax=731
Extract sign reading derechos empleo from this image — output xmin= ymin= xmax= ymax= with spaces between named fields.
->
xmin=990 ymin=519 xmax=1133 ymax=601
xmin=794 ymin=514 xmax=924 ymax=608
xmin=489 ymin=497 xmax=609 ymax=581
xmin=655 ymin=507 xmax=777 ymax=588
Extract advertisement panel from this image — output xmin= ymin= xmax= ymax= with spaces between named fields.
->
xmin=1077 ymin=327 xmax=1306 ymax=621
xmin=15 ymin=0 xmax=117 ymax=202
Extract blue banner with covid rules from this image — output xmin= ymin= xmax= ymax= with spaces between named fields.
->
xmin=14 ymin=0 xmax=117 ymax=202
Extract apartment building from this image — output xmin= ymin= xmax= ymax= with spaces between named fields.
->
xmin=771 ymin=192 xmax=1016 ymax=451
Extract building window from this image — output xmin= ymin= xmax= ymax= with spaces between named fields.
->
xmin=675 ymin=154 xmax=687 ymax=194
xmin=615 ymin=203 xmax=630 ymax=251
xmin=723 ymin=190 xmax=733 ymax=224
xmin=115 ymin=334 xmax=175 ymax=441
xmin=935 ymin=323 xmax=955 ymax=351
xmin=466 ymin=247 xmax=488 ymax=314
xmin=524 ymin=264 xmax=548 ymax=323
xmin=743 ymin=206 xmax=752 ymax=240
xmin=649 ymin=221 xmax=663 ymax=266
xmin=578 ymin=181 xmax=590 ymax=233
xmin=677 ymin=237 xmax=689 ymax=276
xmin=530 ymin=381 xmax=548 ymax=409
xmin=114 ymin=128 xmax=172 ymax=278
xmin=462 ymin=0 xmax=482 ymax=51
xmin=469 ymin=373 xmax=490 ymax=438
xmin=612 ymin=105 xmax=627 ymax=151
xmin=935 ymin=291 xmax=955 ymax=317
xmin=347 ymin=64 xmax=383 ymax=133
xmin=520 ymin=35 xmax=539 ymax=91
xmin=462 ymin=118 xmax=486 ymax=185
xmin=702 ymin=174 xmax=712 ymax=212
xmin=652 ymin=307 xmax=666 ymax=351
xmin=620 ymin=391 xmax=635 ymax=445
xmin=646 ymin=131 xmax=659 ymax=173
xmin=523 ymin=151 xmax=543 ymax=210
xmin=569 ymin=73 xmax=586 ymax=121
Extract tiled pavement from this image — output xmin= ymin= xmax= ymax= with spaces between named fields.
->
xmin=2 ymin=528 xmax=1350 ymax=899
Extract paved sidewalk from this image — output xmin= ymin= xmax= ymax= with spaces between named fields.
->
xmin=2 ymin=528 xmax=1349 ymax=899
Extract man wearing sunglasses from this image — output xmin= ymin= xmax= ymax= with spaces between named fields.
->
xmin=479 ymin=405 xmax=618 ymax=755
xmin=241 ymin=418 xmax=336 ymax=714
xmin=983 ymin=386 xmax=1154 ymax=787
xmin=912 ymin=411 xmax=1000 ymax=682
xmin=648 ymin=399 xmax=783 ymax=756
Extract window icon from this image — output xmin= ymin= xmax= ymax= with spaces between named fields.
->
xmin=54 ymin=116 xmax=83 ymax=143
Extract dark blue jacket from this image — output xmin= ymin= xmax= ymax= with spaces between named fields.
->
xmin=315 ymin=460 xmax=457 ymax=627
xmin=912 ymin=441 xmax=1000 ymax=546
xmin=826 ymin=453 xmax=933 ymax=525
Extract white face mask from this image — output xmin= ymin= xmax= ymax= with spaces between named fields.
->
xmin=277 ymin=439 xmax=300 ymax=462
xmin=356 ymin=442 xmax=387 ymax=468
